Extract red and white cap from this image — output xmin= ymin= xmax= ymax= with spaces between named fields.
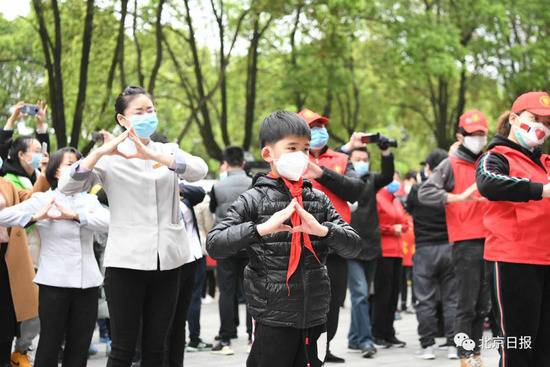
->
xmin=459 ymin=109 xmax=488 ymax=134
xmin=511 ymin=91 xmax=550 ymax=117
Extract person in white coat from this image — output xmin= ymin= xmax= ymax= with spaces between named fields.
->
xmin=0 ymin=147 xmax=110 ymax=367
xmin=58 ymin=86 xmax=209 ymax=367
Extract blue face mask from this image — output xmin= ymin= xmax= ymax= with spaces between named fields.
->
xmin=130 ymin=113 xmax=158 ymax=138
xmin=310 ymin=127 xmax=329 ymax=149
xmin=28 ymin=153 xmax=42 ymax=171
xmin=386 ymin=180 xmax=401 ymax=194
xmin=219 ymin=171 xmax=228 ymax=180
xmin=353 ymin=161 xmax=370 ymax=176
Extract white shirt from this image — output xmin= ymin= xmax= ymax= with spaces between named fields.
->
xmin=59 ymin=141 xmax=208 ymax=271
xmin=0 ymin=190 xmax=110 ymax=288
xmin=181 ymin=202 xmax=203 ymax=264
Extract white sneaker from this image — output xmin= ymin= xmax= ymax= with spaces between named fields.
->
xmin=447 ymin=346 xmax=458 ymax=360
xmin=202 ymin=295 xmax=214 ymax=305
xmin=416 ymin=345 xmax=436 ymax=360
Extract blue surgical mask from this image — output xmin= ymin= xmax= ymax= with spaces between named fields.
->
xmin=353 ymin=161 xmax=370 ymax=176
xmin=386 ymin=180 xmax=400 ymax=194
xmin=219 ymin=171 xmax=228 ymax=180
xmin=28 ymin=153 xmax=42 ymax=171
xmin=310 ymin=127 xmax=329 ymax=149
xmin=130 ymin=113 xmax=158 ymax=138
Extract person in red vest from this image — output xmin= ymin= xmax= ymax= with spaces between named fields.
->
xmin=418 ymin=109 xmax=491 ymax=366
xmin=372 ymin=174 xmax=409 ymax=348
xmin=298 ymin=108 xmax=364 ymax=363
xmin=476 ymin=91 xmax=550 ymax=367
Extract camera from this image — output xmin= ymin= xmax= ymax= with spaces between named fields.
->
xmin=360 ymin=133 xmax=398 ymax=148
xmin=92 ymin=131 xmax=104 ymax=144
xmin=21 ymin=104 xmax=39 ymax=116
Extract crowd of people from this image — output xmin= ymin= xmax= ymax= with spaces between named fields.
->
xmin=1 ymin=86 xmax=550 ymax=367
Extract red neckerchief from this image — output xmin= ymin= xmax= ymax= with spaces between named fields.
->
xmin=268 ymin=172 xmax=320 ymax=294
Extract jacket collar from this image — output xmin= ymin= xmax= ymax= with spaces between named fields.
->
xmin=252 ymin=173 xmax=313 ymax=190
xmin=487 ymin=134 xmax=544 ymax=170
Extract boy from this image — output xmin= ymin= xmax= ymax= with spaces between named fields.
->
xmin=207 ymin=111 xmax=361 ymax=367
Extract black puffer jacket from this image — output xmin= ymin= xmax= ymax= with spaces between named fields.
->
xmin=207 ymin=174 xmax=361 ymax=329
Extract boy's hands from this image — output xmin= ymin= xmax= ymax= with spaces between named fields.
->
xmin=256 ymin=199 xmax=296 ymax=236
xmin=292 ymin=204 xmax=329 ymax=237
xmin=256 ymin=198 xmax=329 ymax=238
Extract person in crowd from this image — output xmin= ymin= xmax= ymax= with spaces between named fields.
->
xmin=298 ymin=108 xmax=364 ymax=363
xmin=399 ymin=210 xmax=415 ymax=314
xmin=187 ymin=187 xmax=214 ymax=352
xmin=0 ymin=147 xmax=110 ymax=367
xmin=0 ymin=157 xmax=49 ymax=367
xmin=195 ymin=196 xmax=216 ymax=304
xmin=165 ymin=183 xmax=208 ymax=366
xmin=59 ymin=85 xmax=208 ymax=367
xmin=208 ymin=146 xmax=253 ymax=355
xmin=371 ymin=173 xmax=409 ymax=349
xmin=407 ymin=148 xmax=458 ymax=360
xmin=476 ymin=91 xmax=550 ymax=367
xmin=339 ymin=133 xmax=394 ymax=358
xmin=207 ymin=110 xmax=361 ymax=367
xmin=418 ymin=110 xmax=491 ymax=366
xmin=1 ymin=100 xmax=50 ymax=162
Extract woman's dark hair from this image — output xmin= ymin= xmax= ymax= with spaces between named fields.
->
xmin=114 ymin=86 xmax=154 ymax=125
xmin=8 ymin=136 xmax=35 ymax=163
xmin=45 ymin=147 xmax=83 ymax=189
xmin=496 ymin=111 xmax=512 ymax=137
xmin=259 ymin=111 xmax=311 ymax=148
xmin=223 ymin=146 xmax=245 ymax=167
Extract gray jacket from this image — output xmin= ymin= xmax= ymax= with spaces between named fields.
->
xmin=418 ymin=145 xmax=478 ymax=208
xmin=209 ymin=169 xmax=252 ymax=224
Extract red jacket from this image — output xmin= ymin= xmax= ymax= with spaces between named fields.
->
xmin=402 ymin=214 xmax=415 ymax=266
xmin=309 ymin=149 xmax=352 ymax=223
xmin=445 ymin=157 xmax=488 ymax=243
xmin=483 ymin=145 xmax=550 ymax=265
xmin=377 ymin=189 xmax=408 ymax=258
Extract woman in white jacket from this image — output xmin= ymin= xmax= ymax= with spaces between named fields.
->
xmin=0 ymin=147 xmax=109 ymax=367
xmin=59 ymin=86 xmax=208 ymax=367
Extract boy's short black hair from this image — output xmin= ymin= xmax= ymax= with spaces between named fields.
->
xmin=259 ymin=111 xmax=311 ymax=148
xmin=223 ymin=146 xmax=245 ymax=167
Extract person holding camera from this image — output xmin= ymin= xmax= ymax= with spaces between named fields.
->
xmin=298 ymin=108 xmax=365 ymax=363
xmin=418 ymin=110 xmax=491 ymax=366
xmin=338 ymin=132 xmax=395 ymax=357
xmin=476 ymin=91 xmax=550 ymax=367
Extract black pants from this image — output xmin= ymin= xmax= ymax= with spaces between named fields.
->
xmin=104 ymin=266 xmax=180 ymax=367
xmin=34 ymin=285 xmax=98 ymax=367
xmin=0 ymin=243 xmax=17 ymax=365
xmin=202 ymin=268 xmax=216 ymax=299
xmin=372 ymin=257 xmax=402 ymax=340
xmin=400 ymin=266 xmax=415 ymax=310
xmin=452 ymin=240 xmax=491 ymax=357
xmin=413 ymin=244 xmax=457 ymax=348
xmin=326 ymin=254 xmax=347 ymax=345
xmin=165 ymin=261 xmax=196 ymax=367
xmin=487 ymin=261 xmax=550 ymax=367
xmin=188 ymin=257 xmax=206 ymax=342
xmin=217 ymin=255 xmax=251 ymax=341
xmin=247 ymin=323 xmax=324 ymax=367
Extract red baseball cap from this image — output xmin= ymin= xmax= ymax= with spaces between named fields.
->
xmin=298 ymin=108 xmax=329 ymax=126
xmin=459 ymin=109 xmax=488 ymax=134
xmin=511 ymin=91 xmax=550 ymax=117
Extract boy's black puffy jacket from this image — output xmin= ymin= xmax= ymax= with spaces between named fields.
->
xmin=207 ymin=174 xmax=361 ymax=329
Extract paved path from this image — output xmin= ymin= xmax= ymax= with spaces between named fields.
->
xmin=77 ymin=298 xmax=500 ymax=366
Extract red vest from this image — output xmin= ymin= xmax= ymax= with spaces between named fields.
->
xmin=483 ymin=145 xmax=550 ymax=265
xmin=376 ymin=189 xmax=408 ymax=258
xmin=309 ymin=149 xmax=351 ymax=223
xmin=445 ymin=157 xmax=488 ymax=243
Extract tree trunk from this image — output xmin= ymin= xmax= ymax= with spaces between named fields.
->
xmin=147 ymin=0 xmax=165 ymax=95
xmin=211 ymin=0 xmax=230 ymax=146
xmin=71 ymin=0 xmax=95 ymax=148
xmin=133 ymin=0 xmax=145 ymax=86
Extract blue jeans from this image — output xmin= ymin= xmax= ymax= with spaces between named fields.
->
xmin=347 ymin=259 xmax=375 ymax=349
xmin=187 ymin=257 xmax=207 ymax=342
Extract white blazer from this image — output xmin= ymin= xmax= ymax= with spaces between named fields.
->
xmin=0 ymin=190 xmax=109 ymax=288
xmin=59 ymin=141 xmax=209 ymax=271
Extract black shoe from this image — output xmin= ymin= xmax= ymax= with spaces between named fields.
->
xmin=347 ymin=343 xmax=361 ymax=351
xmin=211 ymin=341 xmax=234 ymax=355
xmin=361 ymin=345 xmax=377 ymax=358
xmin=373 ymin=338 xmax=392 ymax=348
xmin=325 ymin=351 xmax=345 ymax=363
xmin=387 ymin=336 xmax=406 ymax=348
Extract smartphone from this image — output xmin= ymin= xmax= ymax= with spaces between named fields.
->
xmin=92 ymin=131 xmax=104 ymax=144
xmin=360 ymin=133 xmax=380 ymax=144
xmin=22 ymin=104 xmax=39 ymax=116
xmin=42 ymin=142 xmax=48 ymax=155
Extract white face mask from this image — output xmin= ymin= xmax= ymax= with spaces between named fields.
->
xmin=274 ymin=151 xmax=309 ymax=181
xmin=513 ymin=117 xmax=550 ymax=149
xmin=463 ymin=135 xmax=487 ymax=155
